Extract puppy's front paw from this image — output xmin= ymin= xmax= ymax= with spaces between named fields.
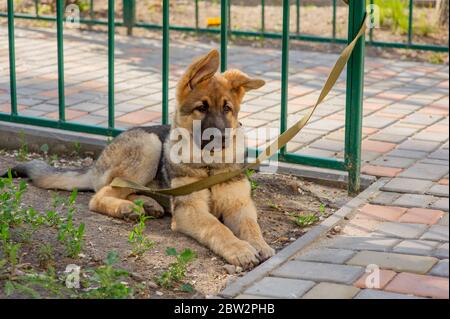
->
xmin=251 ymin=241 xmax=275 ymax=261
xmin=222 ymin=240 xmax=260 ymax=269
xmin=117 ymin=202 xmax=141 ymax=221
xmin=142 ymin=199 xmax=165 ymax=219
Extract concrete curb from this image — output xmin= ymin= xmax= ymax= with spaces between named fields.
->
xmin=219 ymin=178 xmax=389 ymax=298
xmin=0 ymin=122 xmax=108 ymax=157
xmin=0 ymin=122 xmax=375 ymax=189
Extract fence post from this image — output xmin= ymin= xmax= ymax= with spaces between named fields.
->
xmin=108 ymin=0 xmax=115 ymax=129
xmin=408 ymin=0 xmax=414 ymax=45
xmin=280 ymin=0 xmax=290 ymax=155
xmin=221 ymin=0 xmax=229 ymax=71
xmin=332 ymin=0 xmax=337 ymax=40
xmin=56 ymin=0 xmax=65 ymax=122
xmin=123 ymin=0 xmax=135 ymax=36
xmin=261 ymin=0 xmax=265 ymax=33
xmin=7 ymin=0 xmax=17 ymax=116
xmin=345 ymin=0 xmax=366 ymax=194
xmin=162 ymin=0 xmax=169 ymax=125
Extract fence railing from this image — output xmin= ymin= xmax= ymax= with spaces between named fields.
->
xmin=0 ymin=0 xmax=368 ymax=193
xmin=0 ymin=0 xmax=448 ymax=52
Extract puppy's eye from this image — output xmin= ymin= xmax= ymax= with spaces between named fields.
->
xmin=223 ymin=104 xmax=232 ymax=114
xmin=195 ymin=101 xmax=209 ymax=113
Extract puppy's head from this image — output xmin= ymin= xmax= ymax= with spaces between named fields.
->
xmin=174 ymin=49 xmax=265 ymax=149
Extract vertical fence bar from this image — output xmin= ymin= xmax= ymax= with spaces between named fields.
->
xmin=345 ymin=0 xmax=366 ymax=194
xmin=280 ymin=0 xmax=290 ymax=155
xmin=56 ymin=0 xmax=65 ymax=122
xmin=34 ymin=0 xmax=39 ymax=16
xmin=123 ymin=0 xmax=136 ymax=36
xmin=162 ymin=0 xmax=169 ymax=125
xmin=332 ymin=0 xmax=337 ymax=40
xmin=228 ymin=0 xmax=232 ymax=32
xmin=296 ymin=0 xmax=300 ymax=34
xmin=261 ymin=0 xmax=265 ymax=33
xmin=221 ymin=0 xmax=229 ymax=72
xmin=408 ymin=0 xmax=414 ymax=45
xmin=7 ymin=0 xmax=17 ymax=116
xmin=369 ymin=0 xmax=374 ymax=43
xmin=195 ymin=0 xmax=199 ymax=30
xmin=108 ymin=0 xmax=115 ymax=129
xmin=90 ymin=0 xmax=94 ymax=19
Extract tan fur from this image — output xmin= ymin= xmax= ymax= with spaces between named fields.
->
xmin=167 ymin=50 xmax=274 ymax=267
xmin=23 ymin=49 xmax=274 ymax=268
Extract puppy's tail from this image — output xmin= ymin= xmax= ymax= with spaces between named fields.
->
xmin=2 ymin=160 xmax=94 ymax=191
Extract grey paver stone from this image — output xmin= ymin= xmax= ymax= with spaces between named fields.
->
xmin=386 ymin=149 xmax=428 ymax=160
xmin=393 ymin=240 xmax=440 ymax=256
xmin=429 ymin=259 xmax=449 ymax=277
xmin=399 ymin=163 xmax=449 ymax=181
xmin=370 ymin=192 xmax=402 ymax=205
xmin=381 ymin=178 xmax=434 ymax=194
xmin=235 ymin=294 xmax=272 ymax=299
xmin=421 ymin=225 xmax=449 ymax=242
xmin=439 ymin=213 xmax=449 ymax=226
xmin=427 ymin=184 xmax=450 ymax=197
xmin=371 ymin=156 xmax=417 ymax=169
xmin=347 ymin=251 xmax=438 ymax=274
xmin=431 ymin=198 xmax=449 ymax=212
xmin=272 ymin=261 xmax=364 ymax=284
xmin=434 ymin=243 xmax=449 ymax=259
xmin=243 ymin=277 xmax=315 ymax=299
xmin=392 ymin=194 xmax=437 ymax=208
xmin=302 ymin=283 xmax=360 ymax=299
xmin=355 ymin=289 xmax=423 ymax=299
xmin=329 ymin=236 xmax=400 ymax=252
xmin=296 ymin=248 xmax=355 ymax=264
xmin=398 ymin=140 xmax=441 ymax=152
xmin=372 ymin=222 xmax=428 ymax=239
xmin=429 ymin=149 xmax=449 ymax=161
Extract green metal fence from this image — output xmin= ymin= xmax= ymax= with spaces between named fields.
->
xmin=0 ymin=0 xmax=368 ymax=193
xmin=1 ymin=0 xmax=448 ymax=52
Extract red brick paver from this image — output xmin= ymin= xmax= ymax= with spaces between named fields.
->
xmin=362 ymin=140 xmax=397 ymax=153
xmin=354 ymin=269 xmax=397 ymax=290
xmin=46 ymin=109 xmax=87 ymax=121
xmin=385 ymin=273 xmax=449 ymax=299
xmin=117 ymin=110 xmax=162 ymax=125
xmin=361 ymin=165 xmax=403 ymax=177
xmin=398 ymin=208 xmax=445 ymax=225
xmin=358 ymin=204 xmax=407 ymax=221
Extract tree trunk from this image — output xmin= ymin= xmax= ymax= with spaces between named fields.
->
xmin=438 ymin=0 xmax=449 ymax=27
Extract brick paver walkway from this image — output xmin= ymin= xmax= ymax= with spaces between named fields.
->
xmin=0 ymin=26 xmax=448 ymax=299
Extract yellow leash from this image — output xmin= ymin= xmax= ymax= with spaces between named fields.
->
xmin=111 ymin=15 xmax=368 ymax=211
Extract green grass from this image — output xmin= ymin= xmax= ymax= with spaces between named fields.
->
xmin=56 ymin=189 xmax=85 ymax=258
xmin=0 ymin=170 xmax=147 ymax=298
xmin=245 ymin=169 xmax=259 ymax=191
xmin=157 ymin=247 xmax=196 ymax=291
xmin=290 ymin=212 xmax=319 ymax=228
xmin=128 ymin=200 xmax=155 ymax=257
xmin=82 ymin=251 xmax=135 ymax=299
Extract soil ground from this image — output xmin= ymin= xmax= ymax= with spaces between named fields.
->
xmin=0 ymin=149 xmax=351 ymax=298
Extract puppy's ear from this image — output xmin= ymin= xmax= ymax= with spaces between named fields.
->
xmin=180 ymin=49 xmax=220 ymax=91
xmin=223 ymin=69 xmax=265 ymax=92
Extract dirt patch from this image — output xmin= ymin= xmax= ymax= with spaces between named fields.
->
xmin=0 ymin=149 xmax=351 ymax=298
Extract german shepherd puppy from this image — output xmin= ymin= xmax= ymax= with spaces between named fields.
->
xmin=7 ymin=50 xmax=275 ymax=268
